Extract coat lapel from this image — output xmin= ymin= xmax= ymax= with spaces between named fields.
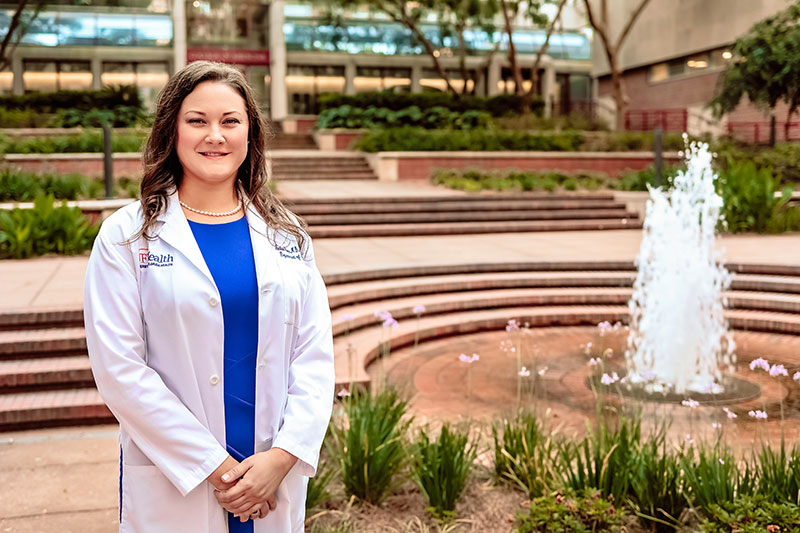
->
xmin=245 ymin=203 xmax=283 ymax=294
xmin=153 ymin=191 xmax=216 ymax=287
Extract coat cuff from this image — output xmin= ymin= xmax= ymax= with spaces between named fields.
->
xmin=174 ymin=447 xmax=230 ymax=496
xmin=272 ymin=433 xmax=317 ymax=477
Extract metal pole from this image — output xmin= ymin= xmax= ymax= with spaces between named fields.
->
xmin=769 ymin=114 xmax=776 ymax=147
xmin=103 ymin=122 xmax=114 ymax=199
xmin=653 ymin=126 xmax=663 ymax=188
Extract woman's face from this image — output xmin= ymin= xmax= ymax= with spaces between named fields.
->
xmin=176 ymin=80 xmax=249 ymax=188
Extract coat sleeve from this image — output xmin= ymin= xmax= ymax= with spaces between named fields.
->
xmin=83 ymin=229 xmax=229 ymax=496
xmin=272 ymin=238 xmax=335 ymax=477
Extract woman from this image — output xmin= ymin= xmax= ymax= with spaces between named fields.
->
xmin=83 ymin=61 xmax=335 ymax=533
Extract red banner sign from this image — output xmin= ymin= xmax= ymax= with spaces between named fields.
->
xmin=187 ymin=48 xmax=270 ymax=66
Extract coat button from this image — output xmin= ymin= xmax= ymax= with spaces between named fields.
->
xmin=209 ymin=375 xmax=220 ymax=386
xmin=209 ymin=297 xmax=218 ymax=307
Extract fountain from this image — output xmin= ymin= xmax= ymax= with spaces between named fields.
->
xmin=624 ymin=140 xmax=737 ymax=395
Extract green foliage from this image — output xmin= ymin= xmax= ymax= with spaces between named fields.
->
xmin=318 ymin=91 xmax=543 ymax=117
xmin=410 ymin=423 xmax=477 ymax=521
xmin=555 ymin=416 xmax=642 ymax=504
xmin=681 ymin=443 xmax=757 ymax=513
xmin=611 ymin=165 xmax=682 ymax=191
xmin=715 ymin=140 xmax=800 ymax=185
xmin=710 ymin=1 xmax=800 ymax=119
xmin=756 ymin=442 xmax=800 ymax=505
xmin=699 ymin=495 xmax=800 ymax=533
xmin=493 ymin=411 xmax=559 ymax=498
xmin=0 ymin=168 xmax=139 ymax=201
xmin=627 ymin=431 xmax=689 ymax=532
xmin=716 ymin=159 xmax=799 ymax=233
xmin=0 ymin=130 xmax=146 ymax=154
xmin=317 ymin=105 xmax=492 ymax=130
xmin=306 ymin=447 xmax=337 ymax=511
xmin=354 ymin=127 xmax=583 ymax=152
xmin=330 ymin=387 xmax=411 ymax=505
xmin=515 ymin=490 xmax=629 ymax=533
xmin=0 ymin=195 xmax=99 ymax=259
xmin=433 ymin=167 xmax=622 ymax=193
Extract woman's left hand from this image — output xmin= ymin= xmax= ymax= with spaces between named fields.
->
xmin=214 ymin=448 xmax=298 ymax=517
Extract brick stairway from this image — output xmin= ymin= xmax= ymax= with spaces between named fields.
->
xmin=2 ymin=261 xmax=800 ymax=430
xmin=285 ymin=193 xmax=641 ymax=237
xmin=269 ymin=132 xmax=317 ymax=150
xmin=271 ymin=154 xmax=377 ymax=181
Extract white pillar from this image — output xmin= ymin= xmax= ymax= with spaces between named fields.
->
xmin=11 ymin=54 xmax=24 ymax=95
xmin=487 ymin=55 xmax=501 ymax=96
xmin=410 ymin=64 xmax=422 ymax=93
xmin=269 ymin=0 xmax=288 ymax=123
xmin=542 ymin=60 xmax=556 ymax=118
xmin=344 ymin=61 xmax=356 ymax=95
xmin=91 ymin=58 xmax=102 ymax=90
xmin=173 ymin=0 xmax=187 ymax=71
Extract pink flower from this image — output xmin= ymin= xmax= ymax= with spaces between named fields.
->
xmin=711 ymin=422 xmax=721 ymax=430
xmin=681 ymin=399 xmax=700 ymax=409
xmin=413 ymin=304 xmax=426 ymax=315
xmin=684 ymin=434 xmax=694 ymax=445
xmin=537 ymin=366 xmax=548 ymax=376
xmin=749 ymin=357 xmax=770 ymax=372
xmin=375 ymin=310 xmax=392 ymax=321
xmin=459 ymin=353 xmax=479 ymax=364
xmin=506 ymin=319 xmax=520 ymax=332
xmin=337 ymin=388 xmax=351 ymax=398
xmin=518 ymin=366 xmax=531 ymax=377
xmin=748 ymin=410 xmax=768 ymax=420
xmin=722 ymin=407 xmax=738 ymax=419
xmin=794 ymin=371 xmax=800 ymax=382
xmin=769 ymin=364 xmax=788 ymax=378
xmin=601 ymin=372 xmax=619 ymax=385
xmin=383 ymin=317 xmax=398 ymax=328
xmin=603 ymin=348 xmax=614 ymax=359
xmin=588 ymin=357 xmax=602 ymax=367
xmin=719 ymin=458 xmax=725 ymax=465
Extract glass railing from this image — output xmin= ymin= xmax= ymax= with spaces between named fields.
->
xmin=284 ymin=18 xmax=591 ymax=60
xmin=0 ymin=9 xmax=173 ymax=47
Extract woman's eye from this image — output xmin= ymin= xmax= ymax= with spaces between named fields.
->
xmin=187 ymin=118 xmax=204 ymax=124
xmin=224 ymin=119 xmax=241 ymax=125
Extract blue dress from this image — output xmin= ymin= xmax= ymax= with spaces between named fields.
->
xmin=189 ymin=216 xmax=258 ymax=533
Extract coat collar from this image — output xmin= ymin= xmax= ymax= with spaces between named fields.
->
xmin=154 ymin=191 xmax=282 ymax=292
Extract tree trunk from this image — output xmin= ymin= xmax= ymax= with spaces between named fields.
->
xmin=609 ymin=53 xmax=627 ymax=131
xmin=405 ymin=19 xmax=459 ymax=98
xmin=526 ymin=0 xmax=567 ymax=101
xmin=499 ymin=0 xmax=524 ymax=98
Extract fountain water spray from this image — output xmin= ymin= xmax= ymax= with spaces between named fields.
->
xmin=625 ymin=139 xmax=736 ymax=394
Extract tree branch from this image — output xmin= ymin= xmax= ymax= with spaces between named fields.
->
xmin=616 ymin=0 xmax=653 ymax=49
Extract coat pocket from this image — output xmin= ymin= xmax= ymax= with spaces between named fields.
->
xmin=120 ymin=464 xmax=209 ymax=533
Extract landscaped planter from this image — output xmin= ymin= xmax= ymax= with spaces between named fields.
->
xmin=279 ymin=115 xmax=318 ymax=135
xmin=314 ymin=128 xmax=369 ymax=151
xmin=367 ymin=151 xmax=682 ymax=181
xmin=1 ymin=153 xmax=143 ymax=178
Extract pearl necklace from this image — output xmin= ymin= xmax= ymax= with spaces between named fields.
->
xmin=179 ymin=199 xmax=243 ymax=217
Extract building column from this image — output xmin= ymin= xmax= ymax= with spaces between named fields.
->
xmin=11 ymin=54 xmax=24 ymax=95
xmin=344 ymin=61 xmax=356 ymax=95
xmin=410 ymin=64 xmax=422 ymax=93
xmin=269 ymin=0 xmax=288 ymax=123
xmin=91 ymin=58 xmax=102 ymax=90
xmin=173 ymin=0 xmax=187 ymax=72
xmin=486 ymin=55 xmax=501 ymax=96
xmin=542 ymin=60 xmax=556 ymax=118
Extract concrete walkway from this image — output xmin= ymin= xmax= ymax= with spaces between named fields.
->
xmin=3 ymin=180 xmax=800 ymax=531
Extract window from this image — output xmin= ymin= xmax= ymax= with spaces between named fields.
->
xmin=354 ymin=67 xmax=411 ymax=93
xmin=650 ymin=49 xmax=730 ymax=83
xmin=102 ymin=61 xmax=169 ymax=108
xmin=23 ymin=60 xmax=91 ymax=92
xmin=286 ymin=65 xmax=345 ymax=114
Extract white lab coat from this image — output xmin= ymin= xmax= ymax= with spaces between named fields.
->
xmin=83 ymin=192 xmax=335 ymax=533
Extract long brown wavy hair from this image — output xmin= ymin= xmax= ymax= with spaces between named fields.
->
xmin=134 ymin=60 xmax=307 ymax=254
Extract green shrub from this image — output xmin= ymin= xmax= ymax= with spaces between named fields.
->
xmin=0 ymin=130 xmax=146 ymax=154
xmin=611 ymin=165 xmax=682 ymax=191
xmin=493 ymin=411 xmax=559 ymax=498
xmin=330 ymin=387 xmax=411 ymax=505
xmin=433 ymin=168 xmax=616 ymax=193
xmin=756 ymin=442 xmax=800 ymax=505
xmin=0 ymin=195 xmax=99 ymax=259
xmin=716 ymin=159 xmax=799 ymax=233
xmin=306 ymin=441 xmax=337 ymax=512
xmin=681 ymin=443 xmax=757 ymax=513
xmin=318 ymin=91 xmax=543 ymax=117
xmin=627 ymin=430 xmax=689 ymax=532
xmin=699 ymin=495 xmax=800 ymax=533
xmin=555 ymin=416 xmax=642 ymax=504
xmin=0 ymin=168 xmax=137 ymax=201
xmin=354 ymin=127 xmax=583 ymax=153
xmin=515 ymin=490 xmax=629 ymax=533
xmin=410 ymin=423 xmax=477 ymax=521
xmin=715 ymin=140 xmax=800 ymax=186
xmin=317 ymin=105 xmax=492 ymax=130
xmin=0 ymin=85 xmax=142 ymax=113
xmin=0 ymin=107 xmax=55 ymax=128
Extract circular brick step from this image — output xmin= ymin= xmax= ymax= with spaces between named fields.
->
xmin=284 ymin=193 xmax=617 ymax=206
xmin=310 ymin=218 xmax=642 ymax=238
xmin=290 ymin=199 xmax=628 ymax=215
xmin=303 ymin=209 xmax=635 ymax=225
xmin=0 ymin=388 xmax=112 ymax=431
xmin=0 ymin=355 xmax=93 ymax=392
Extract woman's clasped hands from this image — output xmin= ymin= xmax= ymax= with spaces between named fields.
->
xmin=214 ymin=448 xmax=299 ymax=522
